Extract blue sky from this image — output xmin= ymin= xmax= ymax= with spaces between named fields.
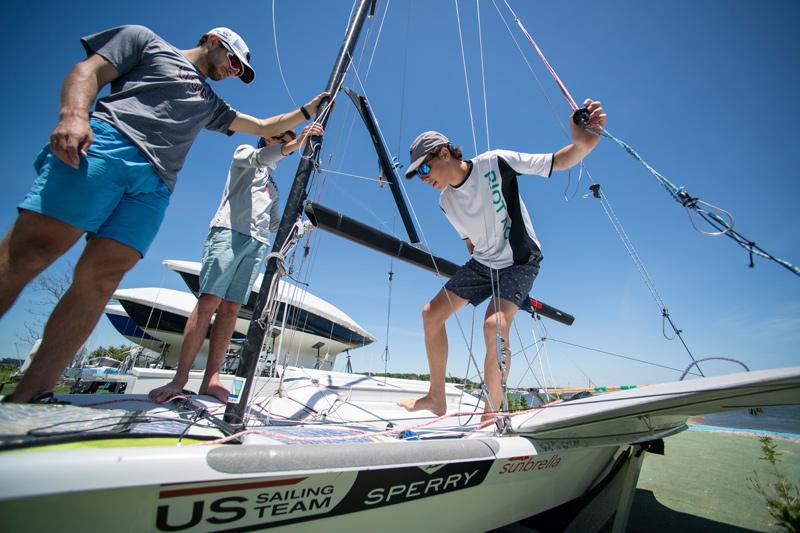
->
xmin=0 ymin=0 xmax=797 ymax=388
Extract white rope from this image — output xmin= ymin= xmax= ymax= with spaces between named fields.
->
xmin=345 ymin=44 xmax=493 ymax=400
xmin=364 ymin=0 xmax=392 ymax=81
xmin=271 ymin=0 xmax=299 ymax=108
xmin=454 ymin=0 xmax=479 ymax=155
xmin=318 ymin=168 xmax=384 ymax=183
xmin=490 ymin=0 xmax=570 ymax=140
xmin=476 ymin=0 xmax=491 ymax=151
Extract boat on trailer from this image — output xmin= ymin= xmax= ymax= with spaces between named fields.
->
xmin=3 ymin=2 xmax=798 ymax=531
xmin=0 ymin=366 xmax=798 ymax=531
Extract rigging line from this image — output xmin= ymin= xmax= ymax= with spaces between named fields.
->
xmin=587 ymin=174 xmax=703 ymax=374
xmin=271 ymin=0 xmax=299 ymax=108
xmin=545 ymin=337 xmax=703 ymax=377
xmin=310 ymin=0 xmax=377 ymax=197
xmin=594 ymin=186 xmax=668 ymax=311
xmin=381 ymin=217 xmax=397 ymax=382
xmin=501 ymin=0 xmax=579 ymax=111
xmin=490 ymin=0 xmax=568 ymax=140
xmin=325 ymin=177 xmax=398 ymax=237
xmin=535 ymin=319 xmax=557 ymax=394
xmin=395 ymin=1 xmax=411 ymax=155
xmin=317 ymin=168 xmax=384 ymax=183
xmin=454 ymin=0 xmax=479 ymax=155
xmin=470 ymin=0 xmax=504 ymax=356
xmin=342 ymin=36 xmax=492 ymax=399
xmin=476 ymin=0 xmax=491 ymax=151
xmin=595 ymin=126 xmax=800 ymax=277
xmin=491 ymin=0 xmax=586 ymax=204
xmin=510 ymin=321 xmax=547 ymax=393
xmin=499 ymin=0 xmax=798 ymax=277
xmin=364 ymin=0 xmax=391 ymax=81
xmin=135 ymin=266 xmax=168 ymax=360
xmin=492 ymin=1 xmax=704 ymax=372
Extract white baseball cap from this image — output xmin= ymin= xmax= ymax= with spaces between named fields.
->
xmin=206 ymin=27 xmax=255 ymax=84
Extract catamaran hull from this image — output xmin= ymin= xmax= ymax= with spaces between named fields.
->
xmin=0 ymin=439 xmax=623 ymax=532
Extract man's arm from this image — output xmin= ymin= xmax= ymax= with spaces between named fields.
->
xmin=552 ymin=98 xmax=607 ymax=172
xmin=465 ymin=238 xmax=475 ymax=255
xmin=280 ymin=123 xmax=324 ymax=156
xmin=229 ymin=93 xmax=329 ymax=139
xmin=51 ymin=54 xmax=119 ymax=168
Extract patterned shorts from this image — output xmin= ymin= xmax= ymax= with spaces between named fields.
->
xmin=444 ymin=258 xmax=540 ymax=308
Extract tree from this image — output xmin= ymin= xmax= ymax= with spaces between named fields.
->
xmin=519 ymin=394 xmax=529 ymax=410
xmin=90 ymin=345 xmax=131 ymax=362
xmin=506 ymin=392 xmax=518 ymax=412
xmin=749 ymin=436 xmax=800 ymax=532
xmin=15 ymin=264 xmax=73 ymax=346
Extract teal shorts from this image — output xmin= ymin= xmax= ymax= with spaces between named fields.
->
xmin=18 ymin=118 xmax=171 ymax=257
xmin=199 ymin=227 xmax=268 ymax=305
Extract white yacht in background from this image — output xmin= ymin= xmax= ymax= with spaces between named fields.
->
xmin=79 ymin=259 xmax=377 ymax=395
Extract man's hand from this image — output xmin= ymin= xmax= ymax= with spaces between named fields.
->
xmin=304 ymin=92 xmax=331 ymax=115
xmin=570 ymin=98 xmax=606 ymax=151
xmin=50 ymin=113 xmax=93 ymax=169
xmin=299 ymin=122 xmax=324 ymax=142
xmin=282 ymin=123 xmax=324 ymax=155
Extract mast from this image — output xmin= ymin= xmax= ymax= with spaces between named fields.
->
xmin=224 ymin=0 xmax=373 ymax=427
xmin=343 ymin=87 xmax=420 ymax=243
xmin=304 ymin=201 xmax=575 ymax=326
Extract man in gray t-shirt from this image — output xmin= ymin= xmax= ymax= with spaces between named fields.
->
xmin=1 ymin=24 xmax=329 ymax=403
xmin=149 ymin=122 xmax=323 ymax=404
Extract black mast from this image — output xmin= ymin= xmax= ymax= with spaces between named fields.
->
xmin=224 ymin=0 xmax=373 ymax=427
xmin=343 ymin=87 xmax=419 ymax=243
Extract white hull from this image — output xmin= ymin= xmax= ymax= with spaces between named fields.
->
xmin=2 ymin=366 xmax=798 ymax=531
xmin=0 ymin=439 xmax=619 ymax=531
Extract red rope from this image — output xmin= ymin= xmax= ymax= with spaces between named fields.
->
xmin=502 ymin=0 xmax=579 ymax=112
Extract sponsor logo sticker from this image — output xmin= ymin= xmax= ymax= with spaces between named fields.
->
xmin=499 ymin=454 xmax=562 ymax=475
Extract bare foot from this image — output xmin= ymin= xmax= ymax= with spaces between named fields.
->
xmin=148 ymin=381 xmax=186 ymax=404
xmin=480 ymin=412 xmax=498 ymax=425
xmin=199 ymin=381 xmax=229 ymax=404
xmin=397 ymin=394 xmax=446 ymax=416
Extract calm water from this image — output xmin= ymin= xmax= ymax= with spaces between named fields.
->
xmin=693 ymin=405 xmax=800 ymax=434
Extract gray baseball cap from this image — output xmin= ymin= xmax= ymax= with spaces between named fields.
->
xmin=405 ymin=131 xmax=450 ymax=178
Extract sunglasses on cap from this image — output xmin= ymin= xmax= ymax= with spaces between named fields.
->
xmin=220 ymin=42 xmax=243 ymax=75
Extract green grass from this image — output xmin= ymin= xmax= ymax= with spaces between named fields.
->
xmin=630 ymin=429 xmax=800 ymax=532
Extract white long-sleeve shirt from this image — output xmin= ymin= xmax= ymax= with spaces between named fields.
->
xmin=209 ymin=144 xmax=284 ymax=244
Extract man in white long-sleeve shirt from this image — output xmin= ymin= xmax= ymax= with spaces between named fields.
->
xmin=150 ymin=122 xmax=323 ymax=403
xmin=398 ymin=99 xmax=606 ymax=421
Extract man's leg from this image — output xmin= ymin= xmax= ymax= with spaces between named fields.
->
xmin=482 ymin=297 xmax=519 ymax=420
xmin=0 ymin=211 xmax=83 ymax=318
xmin=398 ymin=288 xmax=468 ymax=416
xmin=148 ymin=293 xmax=222 ymax=403
xmin=9 ymin=237 xmax=140 ymax=402
xmin=199 ymin=299 xmax=241 ymax=403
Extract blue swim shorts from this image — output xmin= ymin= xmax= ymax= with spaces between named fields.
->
xmin=18 ymin=118 xmax=170 ymax=257
xmin=199 ymin=227 xmax=268 ymax=305
xmin=445 ymin=257 xmax=540 ymax=308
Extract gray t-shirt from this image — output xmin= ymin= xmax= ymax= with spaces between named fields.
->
xmin=81 ymin=25 xmax=239 ymax=190
xmin=209 ymin=144 xmax=284 ymax=245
